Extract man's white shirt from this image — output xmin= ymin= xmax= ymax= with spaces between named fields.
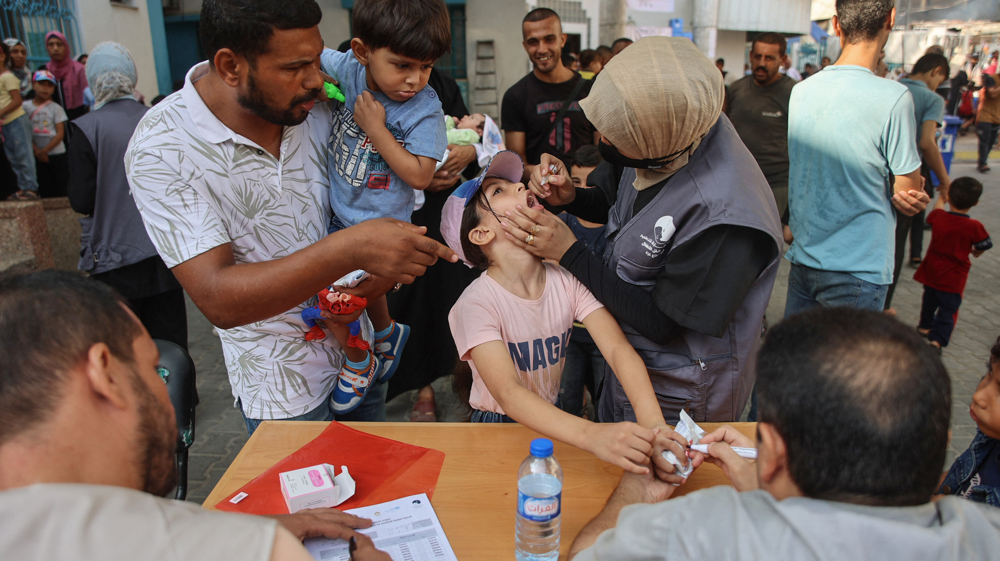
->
xmin=126 ymin=62 xmax=346 ymax=419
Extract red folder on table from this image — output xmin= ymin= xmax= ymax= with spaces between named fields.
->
xmin=215 ymin=422 xmax=445 ymax=514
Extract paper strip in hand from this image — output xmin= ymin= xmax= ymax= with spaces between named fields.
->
xmin=661 ymin=409 xmax=706 ymax=479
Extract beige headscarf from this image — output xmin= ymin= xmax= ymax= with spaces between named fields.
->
xmin=580 ymin=37 xmax=725 ymax=191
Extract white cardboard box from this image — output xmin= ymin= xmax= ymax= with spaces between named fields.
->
xmin=279 ymin=464 xmax=356 ymax=513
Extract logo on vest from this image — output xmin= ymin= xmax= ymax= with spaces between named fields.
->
xmin=640 ymin=216 xmax=676 ymax=258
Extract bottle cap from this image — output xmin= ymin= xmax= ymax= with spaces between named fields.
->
xmin=529 ymin=438 xmax=553 ymax=458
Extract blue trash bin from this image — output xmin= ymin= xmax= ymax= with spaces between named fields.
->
xmin=931 ymin=115 xmax=962 ymax=186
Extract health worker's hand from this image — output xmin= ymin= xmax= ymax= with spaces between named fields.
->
xmin=352 ymin=91 xmax=387 ymax=137
xmin=528 ymin=153 xmax=574 ymax=206
xmin=584 ymin=422 xmax=656 ymax=475
xmin=500 ymin=204 xmax=578 ymax=262
xmin=688 ymin=425 xmax=758 ymax=492
xmin=649 ymin=426 xmax=691 ymax=485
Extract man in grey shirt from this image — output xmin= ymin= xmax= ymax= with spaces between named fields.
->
xmin=726 ymin=32 xmax=796 ymax=217
xmin=569 ymin=307 xmax=1000 ymax=560
xmin=0 ymin=271 xmax=391 ymax=561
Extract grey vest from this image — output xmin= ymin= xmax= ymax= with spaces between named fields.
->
xmin=600 ymin=115 xmax=782 ymax=424
xmin=74 ymin=99 xmax=157 ymax=274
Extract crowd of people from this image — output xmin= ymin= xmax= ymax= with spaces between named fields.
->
xmin=1 ymin=0 xmax=1000 ymax=559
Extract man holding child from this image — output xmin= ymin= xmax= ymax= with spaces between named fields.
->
xmin=125 ymin=0 xmax=456 ymax=434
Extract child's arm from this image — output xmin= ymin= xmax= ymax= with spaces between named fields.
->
xmin=935 ymin=191 xmax=947 ymax=211
xmin=582 ymin=308 xmax=691 ymax=479
xmin=39 ymin=121 xmax=64 ymax=157
xmin=0 ymin=88 xmax=22 ymax=119
xmin=469 ymin=340 xmax=655 ymax=474
xmin=353 ymin=91 xmax=437 ymax=190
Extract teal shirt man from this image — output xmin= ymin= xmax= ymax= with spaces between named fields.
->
xmin=899 ymin=77 xmax=945 ymax=148
xmin=786 ymin=66 xmax=921 ymax=286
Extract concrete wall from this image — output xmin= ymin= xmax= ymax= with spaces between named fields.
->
xmin=316 ymin=1 xmax=352 ymax=47
xmin=75 ymin=0 xmax=160 ymax=98
xmin=467 ymin=0 xmax=529 ymax=124
xmin=625 ymin=0 xmax=694 ymax=32
xmin=716 ymin=29 xmax=747 ymax=75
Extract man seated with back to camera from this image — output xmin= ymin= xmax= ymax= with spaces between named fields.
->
xmin=569 ymin=307 xmax=1000 ymax=560
xmin=0 ymin=270 xmax=391 ymax=561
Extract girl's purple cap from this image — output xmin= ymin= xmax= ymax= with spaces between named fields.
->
xmin=440 ymin=150 xmax=524 ymax=266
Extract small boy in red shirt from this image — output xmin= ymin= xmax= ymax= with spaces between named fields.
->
xmin=914 ymin=177 xmax=992 ymax=351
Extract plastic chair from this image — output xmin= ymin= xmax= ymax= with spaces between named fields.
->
xmin=154 ymin=339 xmax=197 ymax=500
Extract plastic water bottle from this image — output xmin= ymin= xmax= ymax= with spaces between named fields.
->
xmin=516 ymin=438 xmax=563 ymax=561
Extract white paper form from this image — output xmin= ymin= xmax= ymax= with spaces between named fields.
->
xmin=303 ymin=493 xmax=458 ymax=561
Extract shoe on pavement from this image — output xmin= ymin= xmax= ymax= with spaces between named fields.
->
xmin=331 ymin=352 xmax=382 ymax=414
xmin=374 ymin=321 xmax=410 ymax=383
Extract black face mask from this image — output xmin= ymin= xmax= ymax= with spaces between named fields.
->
xmin=598 ymin=139 xmax=693 ymax=170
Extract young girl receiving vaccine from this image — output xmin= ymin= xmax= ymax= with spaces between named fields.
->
xmin=443 ymin=151 xmax=687 ymax=476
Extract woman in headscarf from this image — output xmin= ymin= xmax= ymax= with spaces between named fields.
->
xmin=42 ymin=30 xmax=88 ymax=120
xmin=498 ymin=37 xmax=782 ymax=425
xmin=3 ymin=38 xmax=32 ymax=97
xmin=66 ymin=42 xmax=187 ymax=350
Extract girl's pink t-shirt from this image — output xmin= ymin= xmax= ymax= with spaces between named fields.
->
xmin=449 ymin=262 xmax=604 ymax=415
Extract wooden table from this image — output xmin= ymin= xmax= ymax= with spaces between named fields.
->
xmin=205 ymin=421 xmax=756 ymax=560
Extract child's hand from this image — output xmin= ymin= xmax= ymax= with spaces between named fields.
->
xmin=353 ymin=91 xmax=386 ymax=136
xmin=584 ymin=422 xmax=656 ymax=474
xmin=34 ymin=149 xmax=48 ymax=163
xmin=649 ymin=425 xmax=691 ymax=484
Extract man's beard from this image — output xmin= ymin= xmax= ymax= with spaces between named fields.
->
xmin=238 ymin=69 xmax=319 ymax=127
xmin=754 ymin=66 xmax=777 ymax=85
xmin=131 ymin=372 xmax=180 ymax=498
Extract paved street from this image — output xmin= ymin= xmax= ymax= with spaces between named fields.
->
xmin=184 ymin=144 xmax=1000 ymax=505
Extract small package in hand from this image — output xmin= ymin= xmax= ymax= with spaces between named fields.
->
xmin=279 ymin=464 xmax=356 ymax=513
xmin=661 ymin=409 xmax=706 ymax=481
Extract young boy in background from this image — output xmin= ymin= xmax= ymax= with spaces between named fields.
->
xmin=318 ymin=0 xmax=450 ymax=413
xmin=914 ymin=177 xmax=992 ymax=352
xmin=557 ymin=145 xmax=606 ymax=418
xmin=22 ymin=70 xmax=68 ymax=197
xmin=939 ymin=336 xmax=1000 ymax=507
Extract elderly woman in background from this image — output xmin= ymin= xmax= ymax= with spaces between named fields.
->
xmin=42 ymin=31 xmax=88 ymax=120
xmin=66 ymin=42 xmax=187 ymax=350
xmin=502 ymin=37 xmax=782 ymax=425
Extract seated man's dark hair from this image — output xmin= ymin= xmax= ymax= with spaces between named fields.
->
xmin=523 ymin=7 xmax=560 ymax=25
xmin=611 ymin=37 xmax=633 ymax=48
xmin=948 ymin=176 xmax=984 ymax=209
xmin=0 ymin=270 xmax=143 ymax=446
xmin=756 ymin=308 xmax=951 ymax=506
xmin=570 ymin=145 xmax=602 ymax=169
xmin=200 ymin=0 xmax=322 ymax=66
xmin=716 ymin=57 xmax=725 ymax=65
xmin=596 ymin=45 xmax=613 ymax=61
xmin=353 ymin=0 xmax=451 ymax=62
xmin=912 ymin=53 xmax=950 ymax=76
xmin=752 ymin=32 xmax=787 ymax=57
xmin=835 ymin=0 xmax=894 ymax=44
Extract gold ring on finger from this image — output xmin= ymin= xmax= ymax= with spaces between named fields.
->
xmin=526 ymin=234 xmax=535 ymax=246
xmin=530 ymin=225 xmax=541 ymax=235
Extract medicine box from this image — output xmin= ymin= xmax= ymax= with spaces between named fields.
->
xmin=280 ymin=464 xmax=345 ymax=513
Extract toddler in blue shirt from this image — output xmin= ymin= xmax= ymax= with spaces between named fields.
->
xmin=316 ymin=0 xmax=450 ymax=413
